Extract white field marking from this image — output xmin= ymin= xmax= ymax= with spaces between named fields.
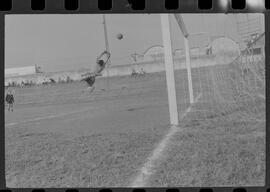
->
xmin=5 ymin=107 xmax=95 ymax=127
xmin=130 ymin=93 xmax=202 ymax=188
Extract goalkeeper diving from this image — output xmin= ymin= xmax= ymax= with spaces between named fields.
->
xmin=81 ymin=50 xmax=111 ymax=93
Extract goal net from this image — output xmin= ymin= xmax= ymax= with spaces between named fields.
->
xmin=170 ymin=14 xmax=265 ymax=125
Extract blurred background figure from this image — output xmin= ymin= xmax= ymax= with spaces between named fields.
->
xmin=6 ymin=89 xmax=14 ymax=112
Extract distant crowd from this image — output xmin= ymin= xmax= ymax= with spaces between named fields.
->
xmin=5 ymin=75 xmax=74 ymax=88
xmin=6 ymin=68 xmax=148 ymax=88
xmin=130 ymin=68 xmax=146 ymax=78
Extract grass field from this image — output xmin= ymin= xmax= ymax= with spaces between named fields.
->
xmin=5 ymin=66 xmax=265 ymax=187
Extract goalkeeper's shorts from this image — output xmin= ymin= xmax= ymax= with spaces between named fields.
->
xmin=84 ymin=76 xmax=96 ymax=86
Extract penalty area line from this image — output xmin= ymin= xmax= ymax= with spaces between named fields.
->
xmin=130 ymin=93 xmax=202 ymax=187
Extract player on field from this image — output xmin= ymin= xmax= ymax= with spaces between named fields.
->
xmin=6 ymin=89 xmax=14 ymax=112
xmin=81 ymin=50 xmax=111 ymax=93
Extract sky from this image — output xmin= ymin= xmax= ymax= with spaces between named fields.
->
xmin=5 ymin=13 xmax=264 ymax=72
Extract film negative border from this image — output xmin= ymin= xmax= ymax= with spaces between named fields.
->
xmin=0 ymin=0 xmax=269 ymax=192
xmin=0 ymin=0 xmax=268 ymax=13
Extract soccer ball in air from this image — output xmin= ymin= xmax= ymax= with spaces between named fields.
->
xmin=117 ymin=33 xmax=123 ymax=40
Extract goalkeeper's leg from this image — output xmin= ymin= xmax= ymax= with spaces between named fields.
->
xmin=82 ymin=85 xmax=95 ymax=93
xmin=82 ymin=76 xmax=96 ymax=93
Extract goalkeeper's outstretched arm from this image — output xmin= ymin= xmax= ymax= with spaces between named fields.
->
xmin=96 ymin=51 xmax=110 ymax=63
xmin=95 ymin=51 xmax=111 ymax=75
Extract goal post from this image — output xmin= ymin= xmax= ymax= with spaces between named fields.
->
xmin=174 ymin=14 xmax=194 ymax=104
xmin=160 ymin=14 xmax=179 ymax=126
xmin=160 ymin=14 xmax=195 ymax=125
xmin=183 ymin=36 xmax=194 ymax=103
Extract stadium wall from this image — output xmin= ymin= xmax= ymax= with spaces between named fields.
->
xmin=102 ymin=54 xmax=227 ymax=77
xmin=5 ymin=66 xmax=36 ymax=78
xmin=4 ymin=54 xmax=238 ymax=86
xmin=6 ymin=52 xmax=262 ymax=87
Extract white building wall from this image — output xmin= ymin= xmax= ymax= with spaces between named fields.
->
xmin=5 ymin=66 xmax=36 ymax=78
